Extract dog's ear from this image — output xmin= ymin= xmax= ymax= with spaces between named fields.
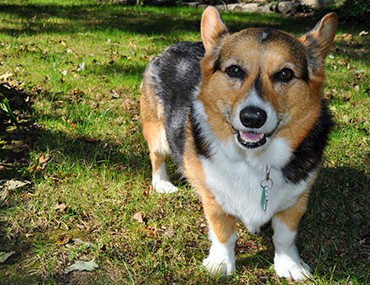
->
xmin=299 ymin=13 xmax=338 ymax=73
xmin=201 ymin=6 xmax=228 ymax=53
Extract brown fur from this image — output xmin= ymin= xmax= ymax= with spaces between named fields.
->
xmin=183 ymin=121 xmax=237 ymax=243
xmin=140 ymin=78 xmax=168 ymax=175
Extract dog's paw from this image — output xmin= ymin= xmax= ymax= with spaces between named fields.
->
xmin=152 ymin=180 xmax=178 ymax=194
xmin=274 ymin=255 xmax=311 ymax=281
xmin=202 ymin=256 xmax=235 ymax=276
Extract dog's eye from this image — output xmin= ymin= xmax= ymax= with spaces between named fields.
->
xmin=275 ymin=68 xmax=295 ymax=82
xmin=225 ymin=65 xmax=245 ymax=79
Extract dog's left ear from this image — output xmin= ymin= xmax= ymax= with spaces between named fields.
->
xmin=299 ymin=13 xmax=338 ymax=73
xmin=201 ymin=6 xmax=228 ymax=54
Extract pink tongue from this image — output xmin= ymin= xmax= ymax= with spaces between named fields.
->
xmin=241 ymin=131 xmax=263 ymax=141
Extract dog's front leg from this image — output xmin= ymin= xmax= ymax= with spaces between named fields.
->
xmin=272 ymin=191 xmax=311 ymax=281
xmin=201 ymin=190 xmax=237 ymax=276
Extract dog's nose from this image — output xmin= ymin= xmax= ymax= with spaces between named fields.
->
xmin=239 ymin=106 xmax=267 ymax=128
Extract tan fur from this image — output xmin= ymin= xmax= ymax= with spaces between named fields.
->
xmin=140 ymin=78 xmax=168 ymax=175
xmin=183 ymin=121 xmax=237 ymax=243
xmin=275 ymin=172 xmax=318 ymax=231
xmin=275 ymin=190 xmax=310 ymax=232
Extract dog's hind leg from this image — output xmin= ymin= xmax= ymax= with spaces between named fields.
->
xmin=140 ymin=80 xmax=178 ymax=194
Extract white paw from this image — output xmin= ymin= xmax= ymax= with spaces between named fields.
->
xmin=152 ymin=179 xmax=178 ymax=193
xmin=274 ymin=255 xmax=311 ymax=281
xmin=203 ymin=255 xmax=235 ymax=276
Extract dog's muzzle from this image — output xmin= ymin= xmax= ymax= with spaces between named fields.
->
xmin=234 ymin=106 xmax=275 ymax=149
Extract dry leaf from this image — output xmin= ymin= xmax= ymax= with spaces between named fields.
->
xmin=132 ymin=212 xmax=144 ymax=223
xmin=72 ymin=238 xmax=92 ymax=247
xmin=53 ymin=203 xmax=66 ymax=212
xmin=64 ymin=259 xmax=98 ymax=273
xmin=5 ymin=179 xmax=30 ymax=190
xmin=0 ymin=251 xmax=15 ymax=263
xmin=38 ymin=154 xmax=52 ymax=168
xmin=163 ymin=227 xmax=176 ymax=239
xmin=58 ymin=40 xmax=67 ymax=47
xmin=56 ymin=234 xmax=70 ymax=245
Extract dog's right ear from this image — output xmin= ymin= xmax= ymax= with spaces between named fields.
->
xmin=201 ymin=6 xmax=228 ymax=54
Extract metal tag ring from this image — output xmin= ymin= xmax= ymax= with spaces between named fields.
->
xmin=260 ymin=178 xmax=273 ymax=189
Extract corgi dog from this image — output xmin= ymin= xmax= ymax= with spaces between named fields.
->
xmin=140 ymin=6 xmax=337 ymax=281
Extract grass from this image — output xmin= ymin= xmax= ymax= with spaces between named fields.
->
xmin=0 ymin=0 xmax=369 ymax=284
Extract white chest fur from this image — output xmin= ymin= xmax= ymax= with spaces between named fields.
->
xmin=200 ymin=138 xmax=311 ymax=233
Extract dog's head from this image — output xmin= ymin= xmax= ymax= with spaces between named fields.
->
xmin=199 ymin=7 xmax=337 ymax=152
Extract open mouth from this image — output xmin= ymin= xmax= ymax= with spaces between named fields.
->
xmin=236 ymin=130 xmax=267 ymax=149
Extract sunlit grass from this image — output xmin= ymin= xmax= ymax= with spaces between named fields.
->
xmin=0 ymin=0 xmax=368 ymax=284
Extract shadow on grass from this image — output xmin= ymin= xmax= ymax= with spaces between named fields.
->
xmin=1 ymin=85 xmax=369 ymax=283
xmin=0 ymin=83 xmax=149 ymax=283
xmin=0 ymin=3 xmax=199 ymax=36
xmin=0 ymin=84 xmax=34 ymax=180
xmin=303 ymin=167 xmax=369 ymax=282
xmin=233 ymin=166 xmax=369 ymax=283
xmin=1 ymin=3 xmax=369 ymax=283
xmin=0 ymin=2 xmax=346 ymax=38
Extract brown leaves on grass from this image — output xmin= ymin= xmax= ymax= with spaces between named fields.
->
xmin=28 ymin=154 xmax=52 ymax=173
xmin=0 ymin=179 xmax=31 ymax=206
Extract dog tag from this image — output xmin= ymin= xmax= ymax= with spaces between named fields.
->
xmin=260 ymin=172 xmax=273 ymax=211
xmin=260 ymin=186 xmax=269 ymax=211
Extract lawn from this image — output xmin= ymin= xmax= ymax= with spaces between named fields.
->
xmin=0 ymin=0 xmax=369 ymax=284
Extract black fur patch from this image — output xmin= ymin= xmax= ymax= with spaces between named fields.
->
xmin=254 ymin=72 xmax=263 ymax=98
xmin=149 ymin=42 xmax=205 ymax=167
xmin=190 ymin=106 xmax=211 ymax=160
xmin=282 ymin=101 xmax=334 ymax=183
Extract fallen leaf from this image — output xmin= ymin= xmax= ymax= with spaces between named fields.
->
xmin=77 ymin=62 xmax=85 ymax=72
xmin=72 ymin=239 xmax=92 ymax=247
xmin=359 ymin=31 xmax=368 ymax=36
xmin=163 ymin=226 xmax=176 ymax=239
xmin=53 ymin=203 xmax=66 ymax=212
xmin=0 ymin=251 xmax=15 ymax=263
xmin=5 ymin=179 xmax=30 ymax=190
xmin=64 ymin=259 xmax=98 ymax=273
xmin=56 ymin=234 xmax=70 ymax=245
xmin=0 ymin=188 xmax=11 ymax=206
xmin=38 ymin=154 xmax=52 ymax=168
xmin=132 ymin=212 xmax=144 ymax=223
xmin=58 ymin=40 xmax=67 ymax=47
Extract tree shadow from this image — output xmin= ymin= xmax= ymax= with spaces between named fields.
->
xmin=0 ymin=2 xmax=344 ymax=37
xmin=0 ymin=82 xmax=148 ymax=180
xmin=0 ymin=3 xmax=199 ymax=36
xmin=302 ymin=166 xmax=369 ymax=282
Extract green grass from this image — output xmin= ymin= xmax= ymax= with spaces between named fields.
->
xmin=0 ymin=0 xmax=369 ymax=284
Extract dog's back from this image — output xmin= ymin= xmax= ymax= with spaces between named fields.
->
xmin=142 ymin=42 xmax=204 ymax=167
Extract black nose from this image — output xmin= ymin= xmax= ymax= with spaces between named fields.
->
xmin=239 ymin=106 xmax=267 ymax=128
